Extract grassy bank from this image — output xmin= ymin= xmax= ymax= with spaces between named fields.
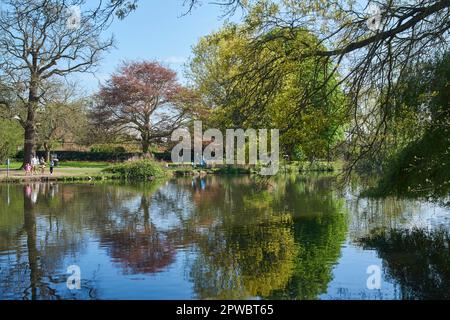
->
xmin=0 ymin=161 xmax=112 ymax=182
xmin=169 ymin=161 xmax=343 ymax=176
xmin=1 ymin=160 xmax=343 ymax=182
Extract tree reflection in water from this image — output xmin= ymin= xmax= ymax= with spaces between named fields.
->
xmin=184 ymin=175 xmax=348 ymax=300
xmin=0 ymin=176 xmax=449 ymax=300
xmin=0 ymin=184 xmax=98 ymax=299
xmin=359 ymin=228 xmax=450 ymax=300
xmin=98 ymin=194 xmax=176 ymax=274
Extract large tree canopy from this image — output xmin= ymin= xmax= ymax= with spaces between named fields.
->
xmin=368 ymin=53 xmax=450 ymax=201
xmin=0 ymin=0 xmax=116 ymax=166
xmin=188 ymin=25 xmax=348 ymax=160
xmin=93 ymin=61 xmax=199 ymax=153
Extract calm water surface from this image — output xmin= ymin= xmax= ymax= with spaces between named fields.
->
xmin=0 ymin=175 xmax=449 ymax=300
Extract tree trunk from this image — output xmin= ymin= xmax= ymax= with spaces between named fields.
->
xmin=23 ymin=79 xmax=38 ymax=167
xmin=43 ymin=142 xmax=51 ymax=162
xmin=23 ymin=106 xmax=36 ymax=167
xmin=141 ymin=125 xmax=152 ymax=154
xmin=142 ymin=140 xmax=150 ymax=154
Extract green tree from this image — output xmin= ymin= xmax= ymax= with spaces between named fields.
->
xmin=36 ymin=83 xmax=91 ymax=161
xmin=372 ymin=53 xmax=450 ymax=200
xmin=0 ymin=118 xmax=23 ymax=162
xmin=188 ymin=24 xmax=348 ymax=160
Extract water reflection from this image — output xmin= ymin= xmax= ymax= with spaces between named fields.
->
xmin=98 ymin=192 xmax=176 ymax=275
xmin=359 ymin=228 xmax=450 ymax=300
xmin=0 ymin=184 xmax=96 ymax=299
xmin=0 ymin=176 xmax=449 ymax=300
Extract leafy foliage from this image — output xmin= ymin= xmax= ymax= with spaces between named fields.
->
xmin=372 ymin=127 xmax=450 ymax=202
xmin=369 ymin=53 xmax=450 ymax=201
xmin=104 ymin=160 xmax=166 ymax=180
xmin=188 ymin=24 xmax=348 ymax=160
xmin=0 ymin=119 xmax=23 ymax=162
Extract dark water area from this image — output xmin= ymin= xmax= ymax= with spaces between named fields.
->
xmin=0 ymin=175 xmax=449 ymax=300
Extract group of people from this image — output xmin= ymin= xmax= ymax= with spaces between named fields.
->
xmin=24 ymin=155 xmax=56 ymax=176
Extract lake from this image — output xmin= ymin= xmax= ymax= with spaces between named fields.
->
xmin=0 ymin=175 xmax=449 ymax=300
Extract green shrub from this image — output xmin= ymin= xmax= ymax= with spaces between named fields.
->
xmin=104 ymin=160 xmax=166 ymax=180
xmin=215 ymin=165 xmax=251 ymax=174
xmin=0 ymin=119 xmax=23 ymax=162
xmin=369 ymin=126 xmax=450 ymax=200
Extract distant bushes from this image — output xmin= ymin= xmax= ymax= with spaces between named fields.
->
xmin=15 ymin=150 xmax=132 ymax=161
xmin=15 ymin=150 xmax=172 ymax=162
xmin=153 ymin=152 xmax=172 ymax=161
xmin=0 ymin=119 xmax=23 ymax=162
xmin=104 ymin=160 xmax=166 ymax=180
xmin=90 ymin=144 xmax=126 ymax=153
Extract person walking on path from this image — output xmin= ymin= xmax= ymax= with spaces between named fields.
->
xmin=25 ymin=163 xmax=32 ymax=176
xmin=49 ymin=159 xmax=55 ymax=176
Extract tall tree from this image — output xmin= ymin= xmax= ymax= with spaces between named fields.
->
xmin=93 ymin=61 xmax=198 ymax=153
xmin=188 ymin=25 xmax=348 ymax=160
xmin=0 ymin=0 xmax=115 ymax=166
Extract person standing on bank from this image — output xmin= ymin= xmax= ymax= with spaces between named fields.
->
xmin=39 ymin=157 xmax=46 ymax=175
xmin=31 ymin=156 xmax=38 ymax=175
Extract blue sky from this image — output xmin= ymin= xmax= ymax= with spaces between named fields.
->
xmin=77 ymin=0 xmax=240 ymax=93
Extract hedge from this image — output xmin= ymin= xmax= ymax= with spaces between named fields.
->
xmin=15 ymin=150 xmax=172 ymax=162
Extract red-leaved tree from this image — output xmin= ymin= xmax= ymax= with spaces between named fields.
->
xmin=93 ymin=61 xmax=198 ymax=153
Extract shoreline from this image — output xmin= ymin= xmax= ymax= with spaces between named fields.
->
xmin=0 ymin=161 xmax=341 ymax=183
xmin=0 ymin=169 xmax=338 ymax=184
xmin=0 ymin=173 xmax=118 ymax=183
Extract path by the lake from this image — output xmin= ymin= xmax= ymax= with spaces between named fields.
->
xmin=0 ymin=167 xmax=105 ymax=182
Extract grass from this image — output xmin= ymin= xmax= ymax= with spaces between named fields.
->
xmin=0 ymin=160 xmax=112 ymax=182
xmin=57 ymin=161 xmax=110 ymax=168
xmin=0 ymin=161 xmax=22 ymax=170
